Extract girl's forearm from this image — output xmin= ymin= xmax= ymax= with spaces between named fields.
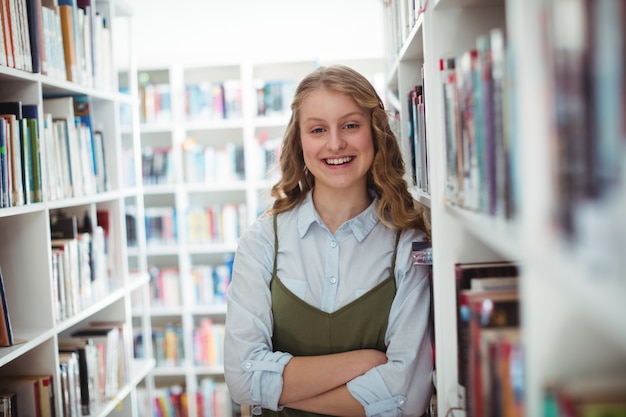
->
xmin=279 ymin=349 xmax=387 ymax=405
xmin=285 ymin=385 xmax=366 ymax=417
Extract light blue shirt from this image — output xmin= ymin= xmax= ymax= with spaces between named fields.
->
xmin=224 ymin=191 xmax=433 ymax=417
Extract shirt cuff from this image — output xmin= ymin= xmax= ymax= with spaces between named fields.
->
xmin=347 ymin=368 xmax=405 ymax=417
xmin=242 ymin=352 xmax=292 ymax=411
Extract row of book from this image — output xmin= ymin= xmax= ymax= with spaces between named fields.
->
xmin=129 ymin=203 xmax=249 ymax=248
xmin=59 ymin=321 xmax=131 ymax=416
xmin=0 ymin=321 xmax=130 ymax=417
xmin=137 ymin=380 xmax=233 ymax=417
xmin=544 ymin=0 xmax=626 ymax=277
xmin=133 ymin=319 xmax=227 ymax=370
xmin=144 ymin=206 xmax=177 ymax=246
xmin=407 ymin=72 xmax=429 ymax=194
xmin=139 ymin=81 xmax=171 ymax=124
xmin=192 ymin=318 xmax=224 ymax=368
xmin=148 ymin=266 xmax=182 ymax=307
xmin=251 ymin=130 xmax=282 ymax=182
xmin=50 ymin=212 xmax=110 ymax=322
xmin=543 ymin=374 xmax=626 ymax=417
xmin=182 ymin=139 xmax=245 ymax=184
xmin=454 ymin=261 xmax=522 ymax=417
xmin=0 ymin=101 xmax=43 ymax=208
xmin=148 ymin=260 xmax=232 ymax=308
xmin=0 ymin=0 xmax=115 ymax=89
xmin=1 ymin=96 xmax=110 ymax=208
xmin=383 ymin=0 xmax=426 ymax=62
xmin=440 ymin=28 xmax=517 ymax=220
xmin=142 ymin=146 xmax=175 ymax=186
xmin=184 ymin=80 xmax=243 ymax=122
xmin=0 ymin=375 xmax=54 ymax=417
xmin=189 ymin=260 xmax=232 ymax=306
xmin=134 ymin=322 xmax=184 ymax=368
xmin=253 ymin=79 xmax=296 ymax=117
xmin=139 ymin=76 xmax=299 ymax=125
xmin=187 ymin=203 xmax=247 ymax=246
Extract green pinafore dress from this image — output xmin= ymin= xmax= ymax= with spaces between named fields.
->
xmin=263 ymin=215 xmax=401 ymax=417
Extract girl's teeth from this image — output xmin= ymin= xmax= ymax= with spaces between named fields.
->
xmin=326 ymin=157 xmax=352 ymax=165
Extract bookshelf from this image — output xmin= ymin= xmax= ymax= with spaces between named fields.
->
xmin=384 ymin=0 xmax=626 ymax=416
xmin=0 ymin=0 xmax=154 ymax=417
xmin=125 ymin=58 xmax=385 ymax=417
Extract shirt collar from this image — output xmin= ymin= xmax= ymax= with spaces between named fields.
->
xmin=296 ymin=190 xmax=379 ymax=241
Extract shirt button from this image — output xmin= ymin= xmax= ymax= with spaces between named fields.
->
xmin=244 ymin=361 xmax=252 ymax=369
xmin=397 ymin=398 xmax=405 ymax=405
xmin=330 ymin=241 xmax=337 ymax=248
xmin=330 ymin=276 xmax=337 ymax=284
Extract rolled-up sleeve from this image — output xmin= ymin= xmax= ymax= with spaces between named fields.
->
xmin=224 ymin=217 xmax=293 ymax=411
xmin=347 ymin=231 xmax=434 ymax=417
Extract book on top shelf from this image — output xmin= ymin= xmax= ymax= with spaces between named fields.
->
xmin=0 ymin=0 xmax=14 ymax=68
xmin=56 ymin=1 xmax=79 ymax=82
xmin=26 ymin=0 xmax=47 ymax=74
xmin=1 ymin=0 xmax=33 ymax=72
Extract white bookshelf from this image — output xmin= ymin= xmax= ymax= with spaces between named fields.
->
xmin=384 ymin=0 xmax=626 ymax=416
xmin=0 ymin=1 xmax=153 ymax=416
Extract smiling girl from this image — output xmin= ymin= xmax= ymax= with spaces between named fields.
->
xmin=224 ymin=65 xmax=433 ymax=417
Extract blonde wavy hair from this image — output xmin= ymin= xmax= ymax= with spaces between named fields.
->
xmin=267 ymin=65 xmax=430 ymax=238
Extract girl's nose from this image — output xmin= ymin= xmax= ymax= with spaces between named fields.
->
xmin=326 ymin=129 xmax=346 ymax=151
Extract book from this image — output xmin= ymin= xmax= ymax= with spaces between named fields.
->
xmin=59 ymin=350 xmax=82 ymax=417
xmin=0 ymin=376 xmax=44 ymax=417
xmin=0 ymin=101 xmax=26 ymax=206
xmin=478 ymin=326 xmax=523 ymax=417
xmin=88 ymin=320 xmax=132 ymax=388
xmin=0 ymin=265 xmax=14 ymax=347
xmin=0 ymin=392 xmax=18 ymax=417
xmin=41 ymin=2 xmax=66 ymax=81
xmin=59 ymin=337 xmax=99 ymax=415
xmin=72 ymin=325 xmax=120 ymax=399
xmin=37 ymin=375 xmax=55 ymax=417
xmin=73 ymin=95 xmax=97 ymax=195
xmin=43 ymin=96 xmax=82 ymax=198
xmin=544 ymin=374 xmax=626 ymax=417
xmin=489 ymin=27 xmax=514 ymax=220
xmin=0 ymin=117 xmax=8 ymax=208
xmin=455 ymin=261 xmax=519 ymax=414
xmin=57 ymin=3 xmax=77 ymax=82
xmin=25 ymin=0 xmax=46 ymax=73
xmin=51 ymin=237 xmax=80 ymax=317
xmin=77 ymin=0 xmax=95 ymax=86
xmin=50 ymin=213 xmax=78 ymax=239
xmin=22 ymin=104 xmax=43 ymax=202
xmin=0 ymin=0 xmax=15 ymax=68
xmin=461 ymin=289 xmax=520 ymax=417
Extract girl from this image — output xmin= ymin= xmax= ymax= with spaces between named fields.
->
xmin=224 ymin=65 xmax=433 ymax=417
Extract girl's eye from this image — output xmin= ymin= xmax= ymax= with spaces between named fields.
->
xmin=344 ymin=123 xmax=359 ymax=130
xmin=311 ymin=127 xmax=325 ymax=134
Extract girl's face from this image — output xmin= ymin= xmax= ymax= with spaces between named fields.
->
xmin=299 ymin=88 xmax=374 ymax=194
